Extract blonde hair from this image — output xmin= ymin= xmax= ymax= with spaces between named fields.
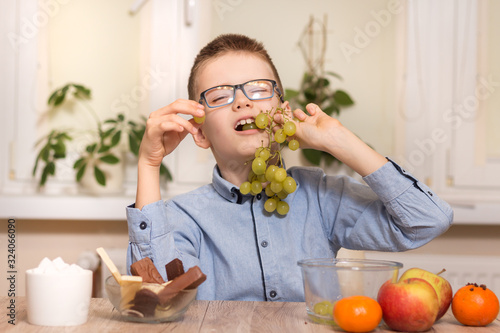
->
xmin=188 ymin=34 xmax=283 ymax=101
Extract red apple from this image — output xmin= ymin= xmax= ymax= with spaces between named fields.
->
xmin=377 ymin=278 xmax=439 ymax=332
xmin=399 ymin=268 xmax=453 ymax=320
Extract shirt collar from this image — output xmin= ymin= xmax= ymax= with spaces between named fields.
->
xmin=211 ymin=165 xmax=245 ymax=204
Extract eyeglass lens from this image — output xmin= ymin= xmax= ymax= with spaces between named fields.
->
xmin=204 ymin=80 xmax=274 ymax=107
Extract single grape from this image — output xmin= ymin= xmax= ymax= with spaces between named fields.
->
xmin=265 ymin=165 xmax=278 ymax=182
xmin=255 ymin=147 xmax=264 ymax=158
xmin=283 ymin=176 xmax=297 ymax=194
xmin=270 ymin=180 xmax=283 ymax=194
xmin=264 ymin=197 xmax=277 ymax=212
xmin=248 ymin=170 xmax=256 ymax=182
xmin=283 ymin=121 xmax=296 ymax=136
xmin=240 ymin=181 xmax=251 ymax=195
xmin=258 ymin=147 xmax=271 ymax=161
xmin=313 ymin=301 xmax=334 ymax=317
xmin=274 ymin=168 xmax=287 ymax=183
xmin=288 ymin=139 xmax=299 ymax=151
xmin=252 ymin=157 xmax=266 ymax=175
xmin=274 ymin=129 xmax=286 ymax=143
xmin=251 ymin=180 xmax=262 ymax=194
xmin=193 ymin=115 xmax=205 ymax=124
xmin=276 ymin=200 xmax=290 ymax=215
xmin=257 ymin=174 xmax=266 ymax=183
xmin=277 ymin=190 xmax=288 ymax=200
xmin=242 ymin=123 xmax=258 ymax=131
xmin=265 ymin=186 xmax=275 ymax=197
xmin=255 ymin=113 xmax=269 ymax=129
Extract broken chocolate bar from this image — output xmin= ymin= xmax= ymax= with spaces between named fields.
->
xmin=158 ymin=266 xmax=206 ymax=306
xmin=131 ymin=288 xmax=159 ymax=317
xmin=130 ymin=257 xmax=165 ymax=284
xmin=165 ymin=258 xmax=185 ymax=281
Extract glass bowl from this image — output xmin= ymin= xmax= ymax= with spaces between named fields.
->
xmin=297 ymin=258 xmax=403 ymax=326
xmin=104 ymin=276 xmax=198 ymax=323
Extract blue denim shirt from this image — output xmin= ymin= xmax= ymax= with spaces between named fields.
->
xmin=126 ymin=160 xmax=453 ymax=301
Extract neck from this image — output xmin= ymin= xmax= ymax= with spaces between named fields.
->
xmin=218 ymin=160 xmax=252 ymax=187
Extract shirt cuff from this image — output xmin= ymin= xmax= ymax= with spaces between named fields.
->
xmin=126 ymin=200 xmax=165 ymax=244
xmin=362 ymin=159 xmax=418 ymax=203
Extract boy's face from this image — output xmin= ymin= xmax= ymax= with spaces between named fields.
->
xmin=194 ymin=52 xmax=285 ymax=166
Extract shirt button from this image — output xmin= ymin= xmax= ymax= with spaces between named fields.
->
xmin=139 ymin=221 xmax=147 ymax=230
xmin=427 ymin=191 xmax=433 ymax=196
xmin=261 ymin=241 xmax=268 ymax=248
xmin=270 ymin=290 xmax=277 ymax=298
xmin=256 ymin=193 xmax=262 ymax=200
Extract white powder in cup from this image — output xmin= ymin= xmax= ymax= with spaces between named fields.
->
xmin=26 ymin=257 xmax=93 ymax=326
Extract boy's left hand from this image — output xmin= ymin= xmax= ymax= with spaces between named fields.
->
xmin=276 ymin=102 xmax=387 ymax=177
xmin=276 ymin=103 xmax=342 ymax=153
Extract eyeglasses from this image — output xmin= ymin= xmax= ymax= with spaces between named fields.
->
xmin=199 ymin=79 xmax=283 ymax=108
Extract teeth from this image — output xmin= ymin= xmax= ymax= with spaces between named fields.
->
xmin=235 ymin=118 xmax=255 ymax=129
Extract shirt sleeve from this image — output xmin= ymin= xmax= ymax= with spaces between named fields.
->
xmin=125 ymin=200 xmax=201 ymax=280
xmin=329 ymin=159 xmax=453 ymax=251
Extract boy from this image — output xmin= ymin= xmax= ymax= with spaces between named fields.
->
xmin=126 ymin=34 xmax=453 ymax=301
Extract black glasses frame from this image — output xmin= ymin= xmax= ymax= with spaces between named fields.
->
xmin=199 ymin=79 xmax=284 ymax=108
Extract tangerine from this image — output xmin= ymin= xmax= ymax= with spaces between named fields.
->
xmin=452 ymin=283 xmax=499 ymax=326
xmin=333 ymin=295 xmax=382 ymax=333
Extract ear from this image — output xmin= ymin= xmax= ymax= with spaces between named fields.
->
xmin=192 ymin=126 xmax=211 ymax=149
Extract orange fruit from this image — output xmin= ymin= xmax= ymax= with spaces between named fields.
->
xmin=452 ymin=283 xmax=499 ymax=326
xmin=333 ymin=295 xmax=382 ymax=333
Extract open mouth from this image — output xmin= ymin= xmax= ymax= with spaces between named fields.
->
xmin=235 ymin=118 xmax=258 ymax=131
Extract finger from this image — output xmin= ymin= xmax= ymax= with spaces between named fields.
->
xmin=306 ymin=103 xmax=319 ymax=116
xmin=151 ymin=99 xmax=204 ymax=119
xmin=293 ymin=109 xmax=308 ymax=121
xmin=161 ymin=114 xmax=199 ymax=135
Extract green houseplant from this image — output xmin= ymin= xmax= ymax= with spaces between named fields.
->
xmin=285 ymin=15 xmax=355 ymax=167
xmin=33 ymin=83 xmax=171 ymax=189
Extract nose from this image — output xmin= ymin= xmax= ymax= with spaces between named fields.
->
xmin=232 ymin=88 xmax=253 ymax=111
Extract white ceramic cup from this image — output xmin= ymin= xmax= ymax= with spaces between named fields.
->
xmin=26 ymin=269 xmax=92 ymax=326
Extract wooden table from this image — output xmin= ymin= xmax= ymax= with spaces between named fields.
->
xmin=1 ymin=297 xmax=499 ymax=332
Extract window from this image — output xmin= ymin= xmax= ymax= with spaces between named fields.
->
xmin=0 ymin=0 xmax=212 ymax=219
xmin=399 ymin=0 xmax=500 ymax=224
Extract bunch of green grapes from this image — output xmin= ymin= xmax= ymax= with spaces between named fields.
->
xmin=239 ymin=107 xmax=299 ymax=216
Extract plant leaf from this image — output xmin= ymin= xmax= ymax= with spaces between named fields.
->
xmin=160 ymin=163 xmax=173 ymax=181
xmin=99 ymin=154 xmax=120 ymax=164
xmin=94 ymin=166 xmax=106 ymax=186
xmin=101 ymin=128 xmax=115 ymax=139
xmin=110 ymin=130 xmax=121 ymax=147
xmin=128 ymin=133 xmax=140 ymax=156
xmin=285 ymin=89 xmax=299 ymax=99
xmin=333 ymin=90 xmax=354 ymax=106
xmin=73 ymin=157 xmax=86 ymax=169
xmin=302 ymin=149 xmax=322 ymax=166
xmin=98 ymin=144 xmax=111 ymax=153
xmin=326 ymin=71 xmax=343 ymax=80
xmin=86 ymin=143 xmax=97 ymax=154
xmin=41 ymin=146 xmax=50 ymax=162
xmin=75 ymin=163 xmax=87 ymax=182
xmin=72 ymin=84 xmax=91 ymax=99
xmin=323 ymin=104 xmax=340 ymax=116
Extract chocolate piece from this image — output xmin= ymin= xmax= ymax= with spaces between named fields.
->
xmin=130 ymin=257 xmax=165 ymax=284
xmin=158 ymin=266 xmax=206 ymax=305
xmin=165 ymin=258 xmax=185 ymax=281
xmin=130 ymin=288 xmax=159 ymax=317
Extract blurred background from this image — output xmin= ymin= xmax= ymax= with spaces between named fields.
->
xmin=1 ymin=0 xmax=499 ymax=297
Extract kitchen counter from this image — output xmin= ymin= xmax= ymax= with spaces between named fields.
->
xmin=2 ymin=297 xmax=499 ymax=332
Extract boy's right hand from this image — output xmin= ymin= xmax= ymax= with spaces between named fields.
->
xmin=139 ymin=99 xmax=205 ymax=169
